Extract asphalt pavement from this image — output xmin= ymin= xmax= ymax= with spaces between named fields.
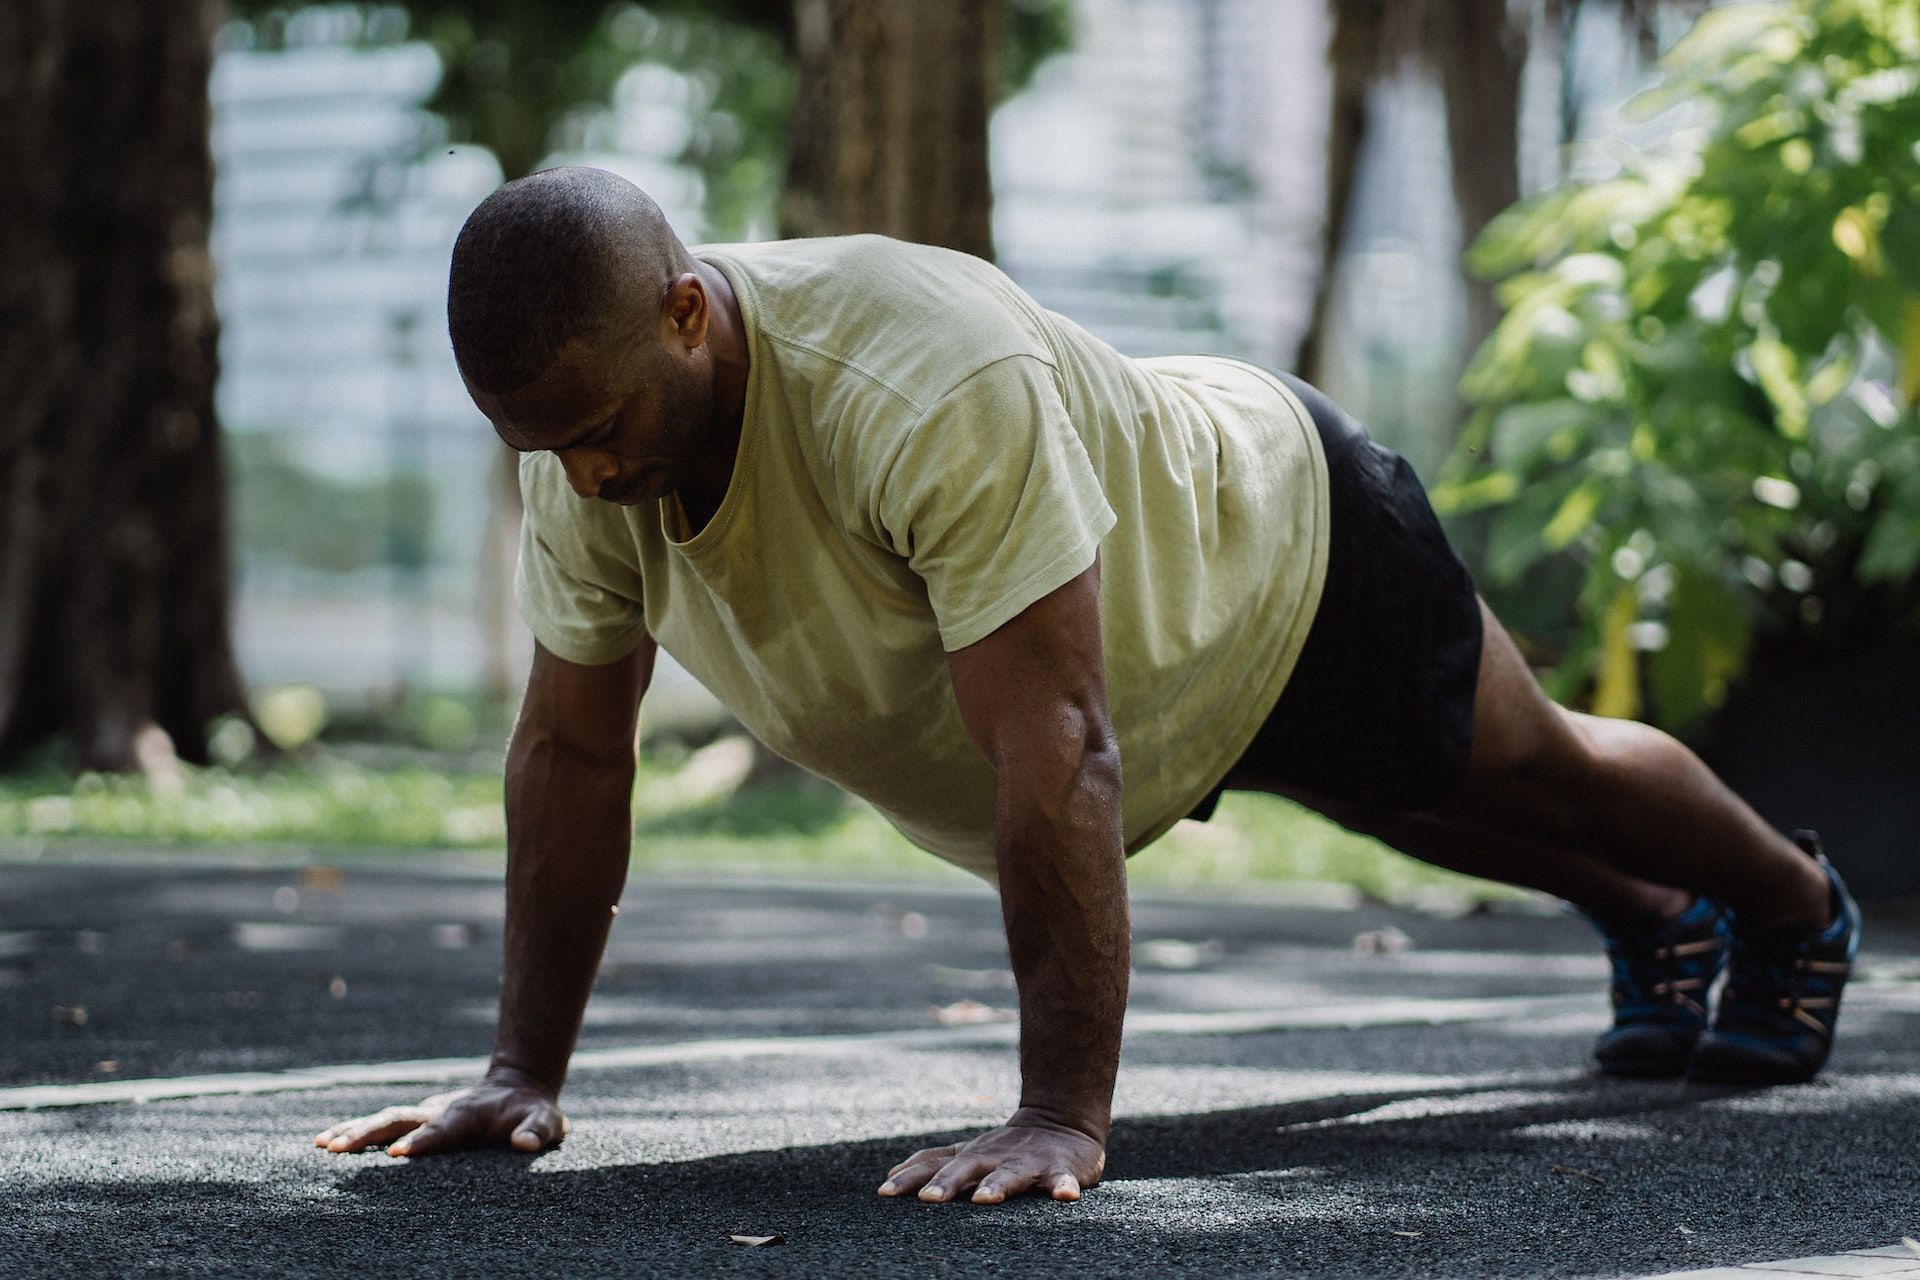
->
xmin=1 ymin=848 xmax=1916 ymax=1278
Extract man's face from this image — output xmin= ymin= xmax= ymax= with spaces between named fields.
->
xmin=469 ymin=293 xmax=715 ymax=507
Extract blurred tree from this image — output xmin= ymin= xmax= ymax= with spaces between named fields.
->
xmin=234 ymin=1 xmax=793 ymax=207
xmin=0 ymin=0 xmax=248 ymax=773
xmin=235 ymin=0 xmax=1064 ymax=244
xmin=1295 ymin=0 xmax=1697 ymax=386
xmin=1432 ymin=0 xmax=1920 ymax=728
xmin=781 ymin=0 xmax=1001 ymax=260
xmin=1295 ymin=1 xmax=1388 ymax=387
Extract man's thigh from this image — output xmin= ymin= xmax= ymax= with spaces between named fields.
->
xmin=1420 ymin=596 xmax=1595 ymax=825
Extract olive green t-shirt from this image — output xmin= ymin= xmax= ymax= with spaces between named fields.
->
xmin=516 ymin=234 xmax=1329 ymax=883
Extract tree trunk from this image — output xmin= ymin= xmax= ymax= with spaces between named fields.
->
xmin=1544 ymin=0 xmax=1587 ymax=156
xmin=1295 ymin=1 xmax=1385 ymax=383
xmin=0 ymin=0 xmax=247 ymax=771
xmin=781 ymin=0 xmax=1001 ymax=260
xmin=1425 ymin=0 xmax=1528 ymax=360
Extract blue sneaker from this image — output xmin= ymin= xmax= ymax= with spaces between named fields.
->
xmin=1585 ymin=894 xmax=1732 ymax=1078
xmin=1686 ymin=831 xmax=1860 ymax=1086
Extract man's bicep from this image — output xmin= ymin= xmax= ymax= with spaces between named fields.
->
xmin=945 ymin=559 xmax=1112 ymax=775
xmin=517 ymin=636 xmax=657 ymax=765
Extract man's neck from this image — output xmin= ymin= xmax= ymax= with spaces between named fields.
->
xmin=678 ymin=259 xmax=749 ymax=533
xmin=698 ymin=259 xmax=749 ymax=436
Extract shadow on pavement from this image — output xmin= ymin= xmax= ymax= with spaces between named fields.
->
xmin=13 ymin=1074 xmax=1917 ymax=1279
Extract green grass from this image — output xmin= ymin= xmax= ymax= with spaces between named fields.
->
xmin=0 ymin=760 xmax=507 ymax=848
xmin=0 ymin=746 xmax=1528 ymax=907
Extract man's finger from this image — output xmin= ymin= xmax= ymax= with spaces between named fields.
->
xmin=388 ymin=1115 xmax=468 ymax=1158
xmin=509 ymin=1102 xmax=564 ymax=1153
xmin=918 ymin=1155 xmax=990 ymax=1203
xmin=1048 ymin=1171 xmax=1082 ymax=1202
xmin=970 ymin=1166 xmax=1036 ymax=1205
xmin=886 ymin=1144 xmax=957 ymax=1181
xmin=878 ymin=1154 xmax=945 ymax=1197
xmin=323 ymin=1113 xmax=423 ymax=1153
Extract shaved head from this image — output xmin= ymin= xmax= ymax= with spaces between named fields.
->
xmin=447 ymin=166 xmax=694 ymax=397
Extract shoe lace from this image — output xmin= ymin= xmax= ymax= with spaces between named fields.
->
xmin=1722 ymin=934 xmax=1849 ymax=1033
xmin=1604 ymin=928 xmax=1721 ymax=1019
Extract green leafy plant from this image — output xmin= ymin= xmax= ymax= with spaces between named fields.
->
xmin=1434 ymin=0 xmax=1920 ymax=730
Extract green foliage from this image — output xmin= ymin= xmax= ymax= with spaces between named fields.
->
xmin=1434 ymin=0 xmax=1920 ymax=730
xmin=230 ymin=431 xmax=435 ymax=574
xmin=0 ymin=762 xmax=506 ymax=847
xmin=1003 ymin=0 xmax=1076 ymax=97
xmin=232 ymin=2 xmax=792 ymax=236
xmin=581 ymin=5 xmax=793 ymax=237
xmin=228 ymin=1 xmax=1074 ymax=239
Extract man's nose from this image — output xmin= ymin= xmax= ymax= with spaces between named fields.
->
xmin=557 ymin=447 xmax=617 ymax=498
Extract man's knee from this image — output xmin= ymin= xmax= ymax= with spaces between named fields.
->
xmin=1562 ymin=709 xmax=1699 ymax=790
xmin=1436 ymin=701 xmax=1601 ymax=829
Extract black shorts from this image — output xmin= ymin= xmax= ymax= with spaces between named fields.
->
xmin=1186 ymin=371 xmax=1484 ymax=819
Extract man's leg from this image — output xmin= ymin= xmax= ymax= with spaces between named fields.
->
xmin=1412 ymin=598 xmax=1830 ymax=931
xmin=1234 ymin=597 xmax=1825 ymax=928
xmin=1234 ymin=370 xmax=1851 ymax=1081
xmin=1270 ymin=795 xmax=1693 ymax=922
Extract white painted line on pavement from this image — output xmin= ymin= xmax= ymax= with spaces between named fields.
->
xmin=1632 ymin=1239 xmax=1920 ymax=1278
xmin=0 ymin=991 xmax=1597 ymax=1111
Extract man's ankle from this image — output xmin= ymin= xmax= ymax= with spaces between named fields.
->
xmin=1589 ymin=886 xmax=1695 ymax=929
xmin=1736 ymin=862 xmax=1833 ymax=935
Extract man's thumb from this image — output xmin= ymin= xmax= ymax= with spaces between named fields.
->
xmin=511 ymin=1104 xmax=563 ymax=1151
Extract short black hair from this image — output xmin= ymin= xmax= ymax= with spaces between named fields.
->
xmin=447 ymin=167 xmax=683 ymax=396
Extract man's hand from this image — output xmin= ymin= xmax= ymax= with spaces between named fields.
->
xmin=877 ymin=1113 xmax=1105 ymax=1204
xmin=312 ymin=1067 xmax=566 ymax=1157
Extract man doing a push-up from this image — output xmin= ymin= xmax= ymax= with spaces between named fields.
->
xmin=315 ymin=167 xmax=1859 ymax=1206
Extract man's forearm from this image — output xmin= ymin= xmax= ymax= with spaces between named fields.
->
xmin=995 ymin=746 xmax=1129 ymax=1143
xmin=490 ymin=729 xmax=636 ymax=1095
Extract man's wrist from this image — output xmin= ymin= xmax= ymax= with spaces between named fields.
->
xmin=484 ymin=1057 xmax=562 ymax=1098
xmin=1009 ymin=1102 xmax=1109 ymax=1146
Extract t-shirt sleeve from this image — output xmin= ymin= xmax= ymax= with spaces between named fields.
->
xmin=514 ymin=455 xmax=650 ymax=665
xmin=874 ymin=355 xmax=1117 ymax=651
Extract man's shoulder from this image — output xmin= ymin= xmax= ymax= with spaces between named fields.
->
xmin=699 ymin=233 xmax=989 ymax=285
xmin=703 ymin=236 xmax=1055 ymax=414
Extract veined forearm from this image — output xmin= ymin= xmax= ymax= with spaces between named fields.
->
xmin=490 ymin=732 xmax=636 ymax=1094
xmin=995 ymin=746 xmax=1128 ymax=1143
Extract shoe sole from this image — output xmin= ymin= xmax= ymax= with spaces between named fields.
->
xmin=1683 ymin=1060 xmax=1822 ymax=1086
xmin=1596 ymin=1057 xmax=1689 ymax=1080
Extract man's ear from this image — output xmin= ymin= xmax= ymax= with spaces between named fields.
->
xmin=662 ymin=273 xmax=709 ymax=349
